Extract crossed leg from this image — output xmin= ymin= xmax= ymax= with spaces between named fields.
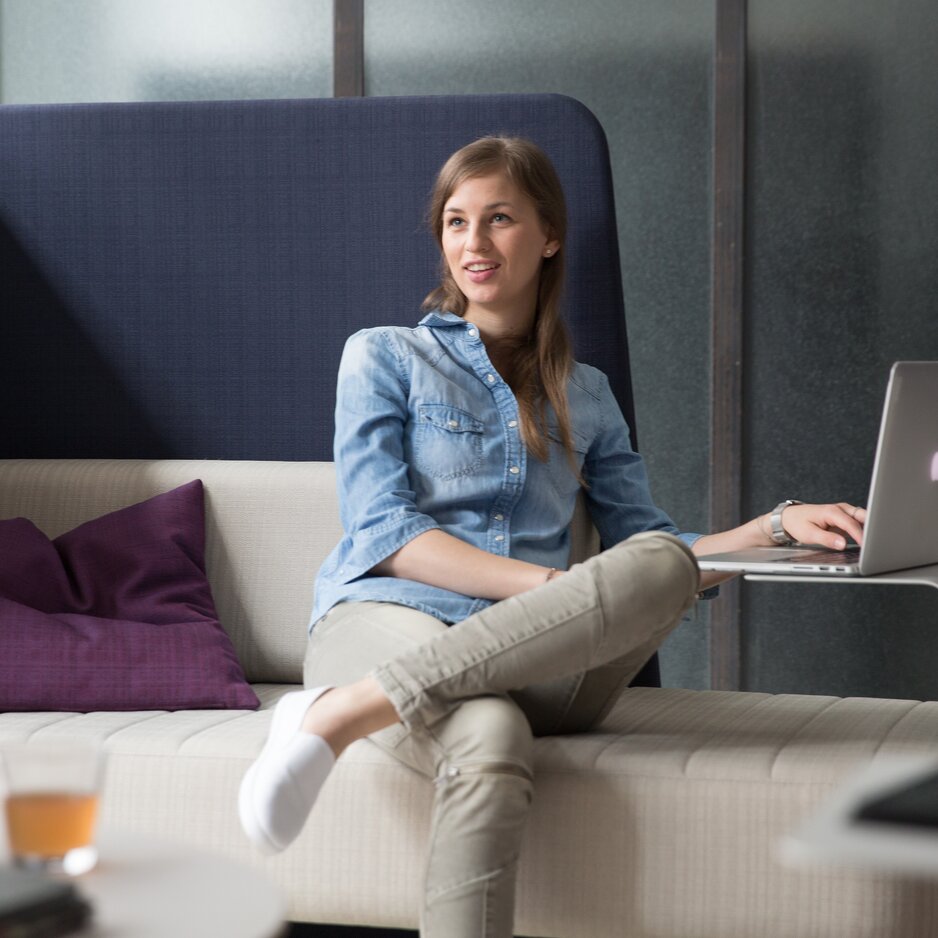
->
xmin=240 ymin=530 xmax=699 ymax=937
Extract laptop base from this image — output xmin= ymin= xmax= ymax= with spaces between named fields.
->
xmin=743 ymin=563 xmax=938 ymax=589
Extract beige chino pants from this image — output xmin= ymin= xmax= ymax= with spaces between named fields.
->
xmin=304 ymin=530 xmax=699 ymax=938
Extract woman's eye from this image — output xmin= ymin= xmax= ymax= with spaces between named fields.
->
xmin=492 ymin=213 xmax=510 ymax=223
xmin=447 ymin=217 xmax=465 ymax=228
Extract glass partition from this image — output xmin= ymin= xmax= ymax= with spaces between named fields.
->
xmin=745 ymin=0 xmax=938 ymax=696
xmin=0 ymin=0 xmax=332 ymax=103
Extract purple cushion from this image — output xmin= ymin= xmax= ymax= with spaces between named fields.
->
xmin=0 ymin=481 xmax=259 ymax=712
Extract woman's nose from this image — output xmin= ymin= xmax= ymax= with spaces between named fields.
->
xmin=466 ymin=225 xmax=491 ymax=254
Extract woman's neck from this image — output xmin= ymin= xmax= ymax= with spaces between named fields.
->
xmin=464 ymin=304 xmax=535 ymax=346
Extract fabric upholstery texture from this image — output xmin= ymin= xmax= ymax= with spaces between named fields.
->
xmin=0 ymin=95 xmax=632 ymax=464
xmin=3 ymin=685 xmax=938 ymax=937
xmin=0 ymin=478 xmax=257 ymax=712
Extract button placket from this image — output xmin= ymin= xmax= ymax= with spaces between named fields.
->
xmin=462 ymin=333 xmax=525 ymax=552
xmin=488 ymin=506 xmax=509 ymax=552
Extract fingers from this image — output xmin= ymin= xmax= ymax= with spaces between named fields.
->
xmin=834 ymin=502 xmax=867 ymax=546
xmin=784 ymin=502 xmax=866 ymax=549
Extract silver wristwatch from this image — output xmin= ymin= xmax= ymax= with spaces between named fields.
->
xmin=768 ymin=499 xmax=802 ymax=546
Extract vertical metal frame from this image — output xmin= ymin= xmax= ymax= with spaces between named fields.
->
xmin=333 ymin=0 xmax=364 ymax=97
xmin=709 ymin=0 xmax=747 ymax=690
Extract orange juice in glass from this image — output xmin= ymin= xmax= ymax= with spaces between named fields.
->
xmin=1 ymin=742 xmax=104 ymax=875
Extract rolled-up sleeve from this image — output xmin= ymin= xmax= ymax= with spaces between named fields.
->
xmin=331 ymin=330 xmax=440 ymax=582
xmin=583 ymin=375 xmax=718 ymax=599
xmin=584 ymin=374 xmax=701 ymax=551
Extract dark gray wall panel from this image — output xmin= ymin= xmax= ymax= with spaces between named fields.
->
xmin=745 ymin=0 xmax=938 ymax=697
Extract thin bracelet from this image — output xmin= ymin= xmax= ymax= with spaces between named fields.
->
xmin=545 ymin=567 xmax=558 ymax=582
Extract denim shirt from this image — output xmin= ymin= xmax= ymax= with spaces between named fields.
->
xmin=310 ymin=311 xmax=702 ymax=629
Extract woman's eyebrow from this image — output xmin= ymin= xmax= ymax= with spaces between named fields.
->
xmin=444 ymin=201 xmax=515 ymax=213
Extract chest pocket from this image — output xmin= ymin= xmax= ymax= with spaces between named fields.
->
xmin=415 ymin=403 xmax=485 ymax=481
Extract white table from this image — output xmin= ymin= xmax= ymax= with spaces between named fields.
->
xmin=780 ymin=754 xmax=938 ymax=876
xmin=74 ymin=831 xmax=285 ymax=938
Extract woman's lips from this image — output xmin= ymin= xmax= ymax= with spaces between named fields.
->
xmin=464 ymin=262 xmax=500 ymax=284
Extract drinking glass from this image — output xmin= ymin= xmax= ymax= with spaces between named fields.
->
xmin=1 ymin=741 xmax=105 ymax=875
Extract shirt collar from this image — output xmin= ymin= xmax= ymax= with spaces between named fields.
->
xmin=419 ymin=309 xmax=466 ymax=329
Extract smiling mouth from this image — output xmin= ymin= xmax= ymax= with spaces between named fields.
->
xmin=465 ymin=262 xmax=499 ymax=272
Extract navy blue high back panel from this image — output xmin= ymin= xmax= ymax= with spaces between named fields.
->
xmin=0 ymin=94 xmax=633 ymax=462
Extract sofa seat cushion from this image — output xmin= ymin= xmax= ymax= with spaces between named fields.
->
xmin=3 ymin=685 xmax=938 ymax=937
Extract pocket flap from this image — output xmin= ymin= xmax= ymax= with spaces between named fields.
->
xmin=418 ymin=404 xmax=484 ymax=435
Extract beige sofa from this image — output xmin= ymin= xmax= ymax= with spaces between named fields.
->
xmin=2 ymin=458 xmax=938 ymax=937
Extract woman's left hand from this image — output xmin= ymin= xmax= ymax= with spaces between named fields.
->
xmin=772 ymin=502 xmax=867 ymax=550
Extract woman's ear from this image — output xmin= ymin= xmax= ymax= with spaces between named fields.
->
xmin=543 ymin=238 xmax=561 ymax=258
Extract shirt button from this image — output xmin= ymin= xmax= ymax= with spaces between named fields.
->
xmin=467 ymin=328 xmax=478 ymax=338
xmin=448 ymin=419 xmax=458 ymax=428
xmin=494 ymin=513 xmax=504 ymax=521
xmin=509 ymin=466 xmax=520 ymax=475
xmin=486 ymin=373 xmax=496 ymax=384
xmin=494 ymin=534 xmax=505 ymax=542
xmin=507 ymin=419 xmax=518 ymax=428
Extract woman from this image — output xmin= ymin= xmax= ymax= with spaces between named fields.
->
xmin=239 ymin=137 xmax=865 ymax=937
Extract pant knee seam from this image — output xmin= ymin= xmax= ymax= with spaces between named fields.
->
xmin=425 ymin=863 xmax=510 ymax=904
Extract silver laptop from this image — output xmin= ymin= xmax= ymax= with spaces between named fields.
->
xmin=698 ymin=361 xmax=938 ymax=578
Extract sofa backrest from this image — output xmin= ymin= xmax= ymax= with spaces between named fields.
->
xmin=0 ymin=94 xmax=634 ymax=462
xmin=0 ymin=459 xmax=599 ymax=684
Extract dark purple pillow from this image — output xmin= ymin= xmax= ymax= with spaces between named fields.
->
xmin=0 ymin=481 xmax=259 ymax=712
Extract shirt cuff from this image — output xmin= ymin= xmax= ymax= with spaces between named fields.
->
xmin=678 ymin=532 xmax=719 ymax=600
xmin=338 ymin=514 xmax=440 ymax=585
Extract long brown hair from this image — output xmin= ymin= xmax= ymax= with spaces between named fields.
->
xmin=422 ymin=136 xmax=579 ymax=472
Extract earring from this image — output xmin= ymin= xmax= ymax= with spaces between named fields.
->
xmin=545 ymin=249 xmax=553 ymax=256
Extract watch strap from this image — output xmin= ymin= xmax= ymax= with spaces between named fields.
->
xmin=769 ymin=499 xmax=803 ymax=546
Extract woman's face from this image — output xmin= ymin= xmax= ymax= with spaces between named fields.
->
xmin=441 ymin=172 xmax=559 ymax=330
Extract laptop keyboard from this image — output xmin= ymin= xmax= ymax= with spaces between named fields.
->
xmin=776 ymin=547 xmax=861 ymax=564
